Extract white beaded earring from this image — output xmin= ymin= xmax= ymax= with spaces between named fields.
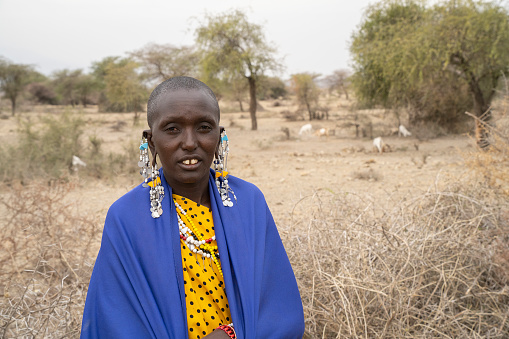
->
xmin=148 ymin=156 xmax=164 ymax=218
xmin=214 ymin=128 xmax=236 ymax=207
xmin=139 ymin=132 xmax=164 ymax=218
xmin=138 ymin=134 xmax=152 ymax=187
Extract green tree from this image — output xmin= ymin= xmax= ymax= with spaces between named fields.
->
xmin=130 ymin=43 xmax=199 ymax=83
xmin=350 ymin=0 xmax=509 ymax=146
xmin=290 ymin=73 xmax=320 ymax=120
xmin=90 ymin=56 xmax=122 ymax=110
xmin=52 ymin=69 xmax=82 ymax=107
xmin=258 ymin=76 xmax=288 ymax=100
xmin=104 ymin=58 xmax=147 ymax=122
xmin=75 ymin=74 xmax=99 ymax=107
xmin=195 ymin=9 xmax=281 ymax=130
xmin=28 ymin=81 xmax=57 ymax=105
xmin=0 ymin=58 xmax=34 ymax=115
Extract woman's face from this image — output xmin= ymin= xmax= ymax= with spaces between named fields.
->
xmin=148 ymin=89 xmax=220 ymax=191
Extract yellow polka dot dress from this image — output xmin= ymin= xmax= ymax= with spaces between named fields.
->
xmin=173 ymin=194 xmax=232 ymax=339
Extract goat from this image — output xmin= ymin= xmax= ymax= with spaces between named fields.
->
xmin=299 ymin=123 xmax=312 ymax=135
xmin=71 ymin=155 xmax=87 ymax=172
xmin=373 ymin=137 xmax=384 ymax=153
xmin=399 ymin=125 xmax=412 ymax=137
xmin=315 ymin=127 xmax=329 ymax=138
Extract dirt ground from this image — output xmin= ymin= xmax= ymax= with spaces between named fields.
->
xmin=0 ymin=99 xmax=474 ymax=235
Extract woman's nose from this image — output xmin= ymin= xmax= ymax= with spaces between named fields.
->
xmin=181 ymin=129 xmax=198 ymax=150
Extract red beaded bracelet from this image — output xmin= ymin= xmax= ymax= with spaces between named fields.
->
xmin=216 ymin=324 xmax=236 ymax=339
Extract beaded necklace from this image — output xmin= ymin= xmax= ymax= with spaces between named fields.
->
xmin=174 ymin=199 xmax=223 ymax=278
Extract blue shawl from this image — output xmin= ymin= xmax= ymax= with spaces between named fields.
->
xmin=81 ymin=169 xmax=304 ymax=338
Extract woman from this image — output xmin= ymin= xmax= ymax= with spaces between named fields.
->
xmin=81 ymin=76 xmax=305 ymax=339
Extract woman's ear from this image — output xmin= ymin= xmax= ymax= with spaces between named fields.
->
xmin=215 ymin=126 xmax=224 ymax=157
xmin=145 ymin=129 xmax=156 ymax=159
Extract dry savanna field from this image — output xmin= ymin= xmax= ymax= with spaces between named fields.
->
xmin=0 ymin=95 xmax=508 ymax=338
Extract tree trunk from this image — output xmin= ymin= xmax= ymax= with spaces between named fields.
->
xmin=237 ymin=99 xmax=244 ymax=112
xmin=248 ymin=77 xmax=257 ymax=130
xmin=343 ymin=86 xmax=349 ymax=100
xmin=133 ymin=110 xmax=140 ymax=126
xmin=469 ymin=78 xmax=490 ymax=149
xmin=305 ymin=100 xmax=313 ymax=120
xmin=10 ymin=96 xmax=16 ymax=116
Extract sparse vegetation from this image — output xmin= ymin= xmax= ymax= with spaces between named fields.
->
xmin=0 ymin=97 xmax=508 ymax=337
xmin=0 ymin=112 xmax=138 ymax=183
xmin=1 ymin=2 xmax=509 ymax=337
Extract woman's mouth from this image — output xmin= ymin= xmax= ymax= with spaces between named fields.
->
xmin=182 ymin=159 xmax=199 ymax=165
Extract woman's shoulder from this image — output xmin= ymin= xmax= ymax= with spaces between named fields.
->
xmin=106 ymin=182 xmax=148 ymax=218
xmin=226 ymin=175 xmax=265 ymax=198
xmin=223 ymin=175 xmax=272 ymax=212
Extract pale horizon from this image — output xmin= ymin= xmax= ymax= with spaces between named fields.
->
xmin=0 ymin=0 xmax=375 ymax=79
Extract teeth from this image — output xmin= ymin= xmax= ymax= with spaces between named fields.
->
xmin=182 ymin=159 xmax=198 ymax=165
xmin=191 ymin=159 xmax=198 ymax=165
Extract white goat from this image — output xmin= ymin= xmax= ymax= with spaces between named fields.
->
xmin=71 ymin=155 xmax=87 ymax=171
xmin=399 ymin=125 xmax=412 ymax=137
xmin=373 ymin=137 xmax=384 ymax=153
xmin=299 ymin=123 xmax=312 ymax=135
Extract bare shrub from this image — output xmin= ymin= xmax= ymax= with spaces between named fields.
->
xmin=352 ymin=168 xmax=382 ymax=181
xmin=82 ymin=136 xmax=138 ymax=180
xmin=281 ymin=109 xmax=304 ymax=121
xmin=0 ymin=112 xmax=138 ymax=183
xmin=110 ymin=120 xmax=127 ymax=132
xmin=0 ymin=182 xmax=101 ymax=338
xmin=285 ymin=182 xmax=509 ymax=338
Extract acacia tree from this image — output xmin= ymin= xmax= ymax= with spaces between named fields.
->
xmin=0 ymin=58 xmax=34 ymax=115
xmin=130 ymin=43 xmax=200 ymax=83
xmin=104 ymin=58 xmax=147 ymax=122
xmin=324 ymin=69 xmax=351 ymax=100
xmin=351 ymin=0 xmax=509 ymax=146
xmin=75 ymin=74 xmax=99 ymax=107
xmin=195 ymin=9 xmax=281 ymax=130
xmin=228 ymin=76 xmax=249 ymax=111
xmin=291 ymin=73 xmax=320 ymax=120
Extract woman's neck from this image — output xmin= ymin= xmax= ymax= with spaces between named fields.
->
xmin=171 ymin=185 xmax=211 ymax=208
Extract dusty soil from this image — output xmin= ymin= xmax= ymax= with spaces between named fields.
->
xmin=0 ymin=99 xmax=474 ymax=236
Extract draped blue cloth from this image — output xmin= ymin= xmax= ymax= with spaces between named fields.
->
xmin=81 ymin=169 xmax=304 ymax=339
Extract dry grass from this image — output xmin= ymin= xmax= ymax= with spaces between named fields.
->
xmin=0 ymin=182 xmax=101 ymax=338
xmin=285 ymin=183 xmax=509 ymax=338
xmin=463 ymin=92 xmax=509 ymax=196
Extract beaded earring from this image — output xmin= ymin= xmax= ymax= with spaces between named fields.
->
xmin=214 ymin=128 xmax=236 ymax=207
xmin=138 ymin=134 xmax=152 ymax=187
xmin=148 ymin=157 xmax=164 ymax=218
xmin=138 ymin=132 xmax=164 ymax=218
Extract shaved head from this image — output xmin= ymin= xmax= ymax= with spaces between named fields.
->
xmin=147 ymin=76 xmax=220 ymax=128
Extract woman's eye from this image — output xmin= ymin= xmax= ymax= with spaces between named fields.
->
xmin=199 ymin=125 xmax=212 ymax=131
xmin=166 ymin=126 xmax=179 ymax=133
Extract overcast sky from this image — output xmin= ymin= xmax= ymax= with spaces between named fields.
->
xmin=0 ymin=0 xmax=375 ymax=78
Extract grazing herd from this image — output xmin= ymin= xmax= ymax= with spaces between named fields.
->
xmin=297 ymin=123 xmax=413 ymax=154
